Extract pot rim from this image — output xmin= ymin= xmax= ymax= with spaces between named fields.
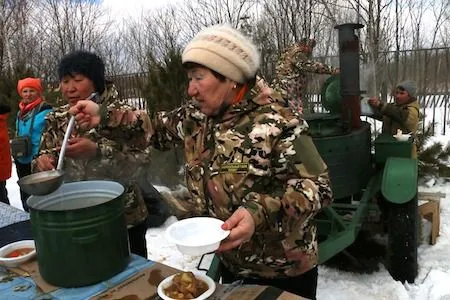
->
xmin=27 ymin=180 xmax=125 ymax=212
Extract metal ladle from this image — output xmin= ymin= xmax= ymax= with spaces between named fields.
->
xmin=18 ymin=93 xmax=97 ymax=196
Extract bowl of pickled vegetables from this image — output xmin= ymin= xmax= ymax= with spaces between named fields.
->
xmin=157 ymin=271 xmax=215 ymax=300
xmin=0 ymin=240 xmax=36 ymax=267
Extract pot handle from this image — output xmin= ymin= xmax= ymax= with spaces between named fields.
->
xmin=72 ymin=231 xmax=100 ymax=244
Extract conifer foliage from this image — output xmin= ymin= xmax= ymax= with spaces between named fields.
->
xmin=417 ymin=120 xmax=450 ymax=178
xmin=140 ymin=49 xmax=187 ymax=112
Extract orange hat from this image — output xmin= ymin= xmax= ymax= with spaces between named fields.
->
xmin=17 ymin=78 xmax=43 ymax=95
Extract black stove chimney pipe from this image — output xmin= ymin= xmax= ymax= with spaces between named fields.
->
xmin=334 ymin=23 xmax=364 ymax=129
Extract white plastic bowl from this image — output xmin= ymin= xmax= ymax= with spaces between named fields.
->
xmin=0 ymin=240 xmax=36 ymax=267
xmin=394 ymin=134 xmax=411 ymax=141
xmin=165 ymin=217 xmax=230 ymax=256
xmin=157 ymin=272 xmax=216 ymax=300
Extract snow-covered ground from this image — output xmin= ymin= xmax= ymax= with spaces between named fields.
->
xmin=5 ymin=107 xmax=450 ymax=299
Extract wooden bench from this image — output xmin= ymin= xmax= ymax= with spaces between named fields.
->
xmin=418 ymin=192 xmax=444 ymax=245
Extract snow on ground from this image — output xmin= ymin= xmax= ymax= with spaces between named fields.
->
xmin=144 ymin=215 xmax=214 ymax=273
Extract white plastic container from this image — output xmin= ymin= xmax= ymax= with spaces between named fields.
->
xmin=165 ymin=217 xmax=230 ymax=256
xmin=360 ymin=97 xmax=375 ymax=116
xmin=394 ymin=134 xmax=412 ymax=141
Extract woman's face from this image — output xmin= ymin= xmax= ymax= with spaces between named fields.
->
xmin=60 ymin=73 xmax=95 ymax=106
xmin=20 ymin=87 xmax=40 ymax=104
xmin=186 ymin=67 xmax=235 ymax=116
xmin=394 ymin=88 xmax=410 ymax=105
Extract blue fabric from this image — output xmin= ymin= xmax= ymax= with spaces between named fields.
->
xmin=15 ymin=107 xmax=52 ymax=164
xmin=0 ymin=254 xmax=155 ymax=299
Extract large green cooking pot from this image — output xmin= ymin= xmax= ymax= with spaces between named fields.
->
xmin=27 ymin=180 xmax=130 ymax=287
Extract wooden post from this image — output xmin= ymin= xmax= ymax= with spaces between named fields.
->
xmin=418 ymin=192 xmax=444 ymax=245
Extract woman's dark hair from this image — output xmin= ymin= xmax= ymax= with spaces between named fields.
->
xmin=183 ymin=62 xmax=227 ymax=82
xmin=58 ymin=51 xmax=106 ymax=94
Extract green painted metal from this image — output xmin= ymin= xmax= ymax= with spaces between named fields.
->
xmin=304 ymin=113 xmax=349 ymax=137
xmin=317 ymin=175 xmax=379 ymax=264
xmin=374 ymin=133 xmax=413 ymax=164
xmin=382 ymin=157 xmax=418 ymax=204
xmin=320 ymin=75 xmax=342 ymax=114
xmin=323 ymin=205 xmax=347 ymax=230
xmin=318 ymin=224 xmax=356 ymax=264
xmin=206 ymin=255 xmax=222 ymax=282
xmin=27 ymin=181 xmax=130 ymax=287
xmin=312 ymin=122 xmax=373 ymax=200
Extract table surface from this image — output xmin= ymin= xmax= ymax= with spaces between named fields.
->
xmin=0 ymin=254 xmax=155 ymax=299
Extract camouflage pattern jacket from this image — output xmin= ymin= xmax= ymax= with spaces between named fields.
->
xmin=99 ymin=83 xmax=333 ymax=278
xmin=32 ymin=83 xmax=149 ymax=227
xmin=272 ymin=43 xmax=338 ymax=114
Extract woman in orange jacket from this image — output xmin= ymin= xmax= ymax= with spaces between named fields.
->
xmin=0 ymin=99 xmax=12 ymax=205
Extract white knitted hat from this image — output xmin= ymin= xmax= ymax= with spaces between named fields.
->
xmin=182 ymin=24 xmax=261 ymax=84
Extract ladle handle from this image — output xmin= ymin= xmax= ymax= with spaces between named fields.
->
xmin=56 ymin=115 xmax=76 ymax=171
xmin=56 ymin=92 xmax=98 ymax=171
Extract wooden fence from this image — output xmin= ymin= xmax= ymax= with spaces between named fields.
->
xmin=107 ymin=72 xmax=147 ymax=109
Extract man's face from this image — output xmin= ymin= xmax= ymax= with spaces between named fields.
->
xmin=60 ymin=73 xmax=95 ymax=106
xmin=394 ymin=88 xmax=410 ymax=105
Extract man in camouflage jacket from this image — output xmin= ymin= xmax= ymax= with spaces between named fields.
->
xmin=32 ymin=82 xmax=150 ymax=254
xmin=272 ymin=38 xmax=339 ymax=114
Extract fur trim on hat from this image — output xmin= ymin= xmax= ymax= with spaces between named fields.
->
xmin=58 ymin=51 xmax=106 ymax=94
xmin=17 ymin=78 xmax=43 ymax=95
xmin=182 ymin=24 xmax=260 ymax=84
xmin=397 ymin=80 xmax=416 ymax=98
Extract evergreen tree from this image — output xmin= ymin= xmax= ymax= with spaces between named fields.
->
xmin=138 ymin=49 xmax=187 ymax=187
xmin=417 ymin=120 xmax=450 ymax=178
xmin=140 ymin=49 xmax=187 ymax=112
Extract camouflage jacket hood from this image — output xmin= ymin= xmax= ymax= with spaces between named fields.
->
xmin=100 ymin=84 xmax=333 ymax=278
xmin=32 ymin=83 xmax=149 ymax=226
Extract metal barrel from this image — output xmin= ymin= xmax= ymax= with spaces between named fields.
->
xmin=27 ymin=180 xmax=130 ymax=287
